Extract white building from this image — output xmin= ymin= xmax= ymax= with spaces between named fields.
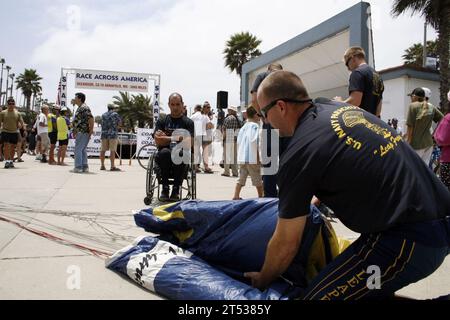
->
xmin=380 ymin=65 xmax=440 ymax=130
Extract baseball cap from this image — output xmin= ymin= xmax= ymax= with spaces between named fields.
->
xmin=422 ymin=87 xmax=431 ymax=99
xmin=408 ymin=88 xmax=425 ymax=98
xmin=229 ymin=106 xmax=237 ymax=112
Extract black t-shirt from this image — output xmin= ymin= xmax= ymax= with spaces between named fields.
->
xmin=278 ymin=99 xmax=450 ymax=235
xmin=348 ymin=64 xmax=384 ymax=115
xmin=251 ymin=71 xmax=269 ymax=94
xmin=154 ymin=115 xmax=194 ymax=149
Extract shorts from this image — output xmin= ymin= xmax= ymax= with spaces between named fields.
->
xmin=237 ymin=164 xmax=263 ymax=187
xmin=1 ymin=132 xmax=19 ymax=145
xmin=101 ymin=139 xmax=118 ymax=152
xmin=39 ymin=133 xmax=50 ymax=152
xmin=49 ymin=131 xmax=58 ymax=145
xmin=58 ymin=139 xmax=69 ymax=146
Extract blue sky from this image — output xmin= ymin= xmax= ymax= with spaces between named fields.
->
xmin=0 ymin=0 xmax=437 ymax=116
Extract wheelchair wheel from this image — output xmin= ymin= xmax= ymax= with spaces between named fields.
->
xmin=144 ymin=196 xmax=152 ymax=206
xmin=144 ymin=152 xmax=157 ymax=205
xmin=191 ymin=166 xmax=197 ymax=199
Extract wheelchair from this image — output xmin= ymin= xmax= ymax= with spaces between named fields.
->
xmin=143 ymin=147 xmax=197 ymax=205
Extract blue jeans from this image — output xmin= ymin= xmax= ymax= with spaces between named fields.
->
xmin=74 ymin=133 xmax=90 ymax=170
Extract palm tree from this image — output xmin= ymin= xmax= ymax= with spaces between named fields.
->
xmin=402 ymin=40 xmax=438 ymax=66
xmin=113 ymin=92 xmax=135 ymax=132
xmin=223 ymin=32 xmax=262 ymax=97
xmin=15 ymin=69 xmax=42 ymax=110
xmin=132 ymin=93 xmax=154 ymax=128
xmin=392 ymin=0 xmax=450 ymax=111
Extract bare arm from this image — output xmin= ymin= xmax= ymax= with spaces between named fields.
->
xmin=154 ymin=130 xmax=171 ymax=147
xmin=245 ymin=215 xmax=307 ymax=290
xmin=88 ymin=117 xmax=94 ymax=136
xmin=344 ymin=91 xmax=363 ymax=107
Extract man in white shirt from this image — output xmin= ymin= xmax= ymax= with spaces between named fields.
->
xmin=37 ymin=105 xmax=50 ymax=163
xmin=190 ymin=104 xmax=206 ymax=173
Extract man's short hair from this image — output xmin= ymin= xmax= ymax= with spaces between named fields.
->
xmin=344 ymin=47 xmax=366 ymax=61
xmin=259 ymin=71 xmax=310 ymax=103
xmin=7 ymin=97 xmax=15 ymax=103
xmin=41 ymin=104 xmax=49 ymax=111
xmin=194 ymin=104 xmax=202 ymax=112
xmin=246 ymin=106 xmax=258 ymax=118
xmin=75 ymin=92 xmax=86 ymax=103
xmin=107 ymin=104 xmax=115 ymax=111
xmin=268 ymin=63 xmax=283 ymax=72
xmin=168 ymin=92 xmax=183 ymax=104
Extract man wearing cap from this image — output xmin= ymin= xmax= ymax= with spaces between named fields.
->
xmin=245 ymin=70 xmax=450 ymax=300
xmin=221 ymin=106 xmax=241 ymax=177
xmin=100 ymin=104 xmax=122 ymax=171
xmin=0 ymin=98 xmax=24 ymax=168
xmin=406 ymin=87 xmax=443 ymax=163
xmin=335 ymin=47 xmax=384 ymax=117
xmin=37 ymin=104 xmax=50 ymax=163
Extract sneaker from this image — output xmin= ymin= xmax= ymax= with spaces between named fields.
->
xmin=169 ymin=186 xmax=181 ymax=202
xmin=70 ymin=168 xmax=84 ymax=173
xmin=36 ymin=154 xmax=42 ymax=161
xmin=160 ymin=186 xmax=170 ymax=202
xmin=82 ymin=167 xmax=89 ymax=173
xmin=40 ymin=155 xmax=47 ymax=163
xmin=4 ymin=162 xmax=9 ymax=169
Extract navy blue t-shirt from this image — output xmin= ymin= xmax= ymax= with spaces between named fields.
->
xmin=348 ymin=64 xmax=384 ymax=115
xmin=278 ymin=99 xmax=450 ymax=244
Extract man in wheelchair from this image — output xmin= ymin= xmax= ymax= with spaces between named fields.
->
xmin=154 ymin=93 xmax=195 ymax=202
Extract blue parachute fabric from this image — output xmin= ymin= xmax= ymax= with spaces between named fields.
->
xmin=133 ymin=198 xmax=324 ymax=288
xmin=106 ymin=235 xmax=301 ymax=300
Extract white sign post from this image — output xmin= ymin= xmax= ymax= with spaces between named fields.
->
xmin=136 ymin=128 xmax=156 ymax=158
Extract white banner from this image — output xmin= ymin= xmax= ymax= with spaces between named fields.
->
xmin=65 ymin=128 xmax=108 ymax=157
xmin=57 ymin=75 xmax=68 ymax=108
xmin=136 ymin=128 xmax=156 ymax=158
xmin=74 ymin=69 xmax=150 ymax=93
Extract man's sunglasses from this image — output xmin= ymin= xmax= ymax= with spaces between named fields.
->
xmin=259 ymin=98 xmax=312 ymax=120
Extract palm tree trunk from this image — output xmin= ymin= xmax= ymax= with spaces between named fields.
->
xmin=437 ymin=14 xmax=450 ymax=112
xmin=26 ymin=95 xmax=31 ymax=111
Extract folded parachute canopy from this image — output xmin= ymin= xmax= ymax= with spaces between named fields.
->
xmin=106 ymin=198 xmax=343 ymax=300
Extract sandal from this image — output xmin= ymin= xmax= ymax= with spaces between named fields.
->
xmin=203 ymin=168 xmax=213 ymax=174
xmin=110 ymin=167 xmax=121 ymax=172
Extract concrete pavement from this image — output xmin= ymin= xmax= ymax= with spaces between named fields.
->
xmin=0 ymin=153 xmax=448 ymax=299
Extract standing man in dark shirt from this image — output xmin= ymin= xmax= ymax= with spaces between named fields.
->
xmin=154 ymin=93 xmax=194 ymax=202
xmin=245 ymin=70 xmax=450 ymax=300
xmin=251 ymin=63 xmax=289 ymax=197
xmin=335 ymin=47 xmax=384 ymax=117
